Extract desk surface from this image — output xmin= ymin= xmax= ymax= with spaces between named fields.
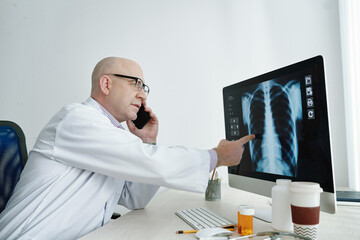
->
xmin=79 ymin=184 xmax=360 ymax=240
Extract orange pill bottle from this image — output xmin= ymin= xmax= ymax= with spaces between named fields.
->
xmin=237 ymin=207 xmax=255 ymax=236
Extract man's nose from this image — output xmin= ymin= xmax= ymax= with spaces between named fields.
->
xmin=137 ymin=89 xmax=147 ymax=100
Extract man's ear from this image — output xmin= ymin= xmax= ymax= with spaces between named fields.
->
xmin=99 ymin=75 xmax=111 ymax=95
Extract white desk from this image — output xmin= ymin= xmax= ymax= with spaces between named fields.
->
xmin=79 ymin=184 xmax=360 ymax=240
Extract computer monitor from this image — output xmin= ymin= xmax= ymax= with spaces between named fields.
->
xmin=222 ymin=56 xmax=336 ymax=222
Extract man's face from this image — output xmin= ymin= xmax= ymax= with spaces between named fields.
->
xmin=108 ymin=74 xmax=147 ymax=122
xmin=92 ymin=57 xmax=148 ymax=123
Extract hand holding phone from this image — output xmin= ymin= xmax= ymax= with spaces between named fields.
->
xmin=132 ymin=105 xmax=151 ymax=129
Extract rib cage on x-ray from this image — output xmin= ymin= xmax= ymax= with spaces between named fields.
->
xmin=242 ymin=80 xmax=302 ymax=177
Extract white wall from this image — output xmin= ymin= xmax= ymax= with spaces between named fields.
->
xmin=0 ymin=0 xmax=348 ymax=187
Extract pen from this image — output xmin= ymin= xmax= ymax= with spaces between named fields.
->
xmin=211 ymin=168 xmax=217 ymax=180
xmin=176 ymin=230 xmax=198 ymax=234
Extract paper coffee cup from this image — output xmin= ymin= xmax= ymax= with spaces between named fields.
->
xmin=289 ymin=182 xmax=323 ymax=240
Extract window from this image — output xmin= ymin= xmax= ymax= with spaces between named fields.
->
xmin=339 ymin=0 xmax=360 ymax=190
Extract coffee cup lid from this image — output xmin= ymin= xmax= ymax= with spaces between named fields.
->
xmin=289 ymin=182 xmax=323 ymax=194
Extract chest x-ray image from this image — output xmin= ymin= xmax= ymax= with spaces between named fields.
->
xmin=242 ymin=78 xmax=302 ymax=177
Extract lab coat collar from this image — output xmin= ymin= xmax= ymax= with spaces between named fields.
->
xmin=83 ymin=97 xmax=123 ymax=129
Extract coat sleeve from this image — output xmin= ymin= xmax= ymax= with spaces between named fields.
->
xmin=50 ymin=105 xmax=210 ymax=193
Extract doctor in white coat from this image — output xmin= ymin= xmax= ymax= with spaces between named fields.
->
xmin=0 ymin=57 xmax=255 ymax=240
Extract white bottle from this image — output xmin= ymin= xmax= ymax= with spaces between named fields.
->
xmin=271 ymin=179 xmax=293 ymax=232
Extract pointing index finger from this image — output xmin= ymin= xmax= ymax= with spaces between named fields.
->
xmin=238 ymin=134 xmax=255 ymax=144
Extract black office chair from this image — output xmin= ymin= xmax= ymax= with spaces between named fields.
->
xmin=0 ymin=121 xmax=28 ymax=213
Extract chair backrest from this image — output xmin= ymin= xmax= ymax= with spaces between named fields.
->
xmin=0 ymin=121 xmax=28 ymax=213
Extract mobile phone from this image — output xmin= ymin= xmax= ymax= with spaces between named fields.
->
xmin=132 ymin=105 xmax=151 ymax=129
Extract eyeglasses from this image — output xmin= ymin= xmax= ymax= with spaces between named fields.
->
xmin=107 ymin=74 xmax=150 ymax=95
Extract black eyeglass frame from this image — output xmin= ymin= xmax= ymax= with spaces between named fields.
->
xmin=107 ymin=73 xmax=150 ymax=95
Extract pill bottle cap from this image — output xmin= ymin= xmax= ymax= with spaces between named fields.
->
xmin=237 ymin=204 xmax=252 ymax=211
xmin=240 ymin=207 xmax=255 ymax=215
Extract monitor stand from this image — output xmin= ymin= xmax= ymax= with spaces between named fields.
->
xmin=254 ymin=207 xmax=272 ymax=223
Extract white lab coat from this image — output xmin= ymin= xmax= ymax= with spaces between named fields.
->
xmin=0 ymin=98 xmax=210 ymax=240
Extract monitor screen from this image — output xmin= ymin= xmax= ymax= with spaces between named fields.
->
xmin=223 ymin=56 xmax=336 ymax=214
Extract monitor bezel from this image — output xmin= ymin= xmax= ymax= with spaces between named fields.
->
xmin=223 ymin=55 xmax=336 ymax=214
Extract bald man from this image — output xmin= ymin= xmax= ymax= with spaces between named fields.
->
xmin=0 ymin=57 xmax=254 ymax=240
